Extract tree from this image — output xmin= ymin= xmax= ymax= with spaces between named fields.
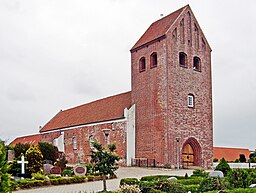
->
xmin=38 ymin=142 xmax=58 ymax=162
xmin=250 ymin=150 xmax=256 ymax=163
xmin=90 ymin=142 xmax=120 ymax=191
xmin=25 ymin=145 xmax=43 ymax=174
xmin=215 ymin=158 xmax=231 ymax=176
xmin=0 ymin=143 xmax=11 ymax=193
xmin=13 ymin=143 xmax=30 ymax=158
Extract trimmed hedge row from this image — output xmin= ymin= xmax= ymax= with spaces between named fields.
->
xmin=204 ymin=188 xmax=256 ymax=193
xmin=17 ymin=176 xmax=87 ymax=189
xmin=15 ymin=174 xmax=117 ymax=190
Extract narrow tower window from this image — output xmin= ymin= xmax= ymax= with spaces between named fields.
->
xmin=188 ymin=94 xmax=194 ymax=108
xmin=179 ymin=52 xmax=187 ymax=67
xmin=193 ymin=56 xmax=201 ymax=71
xmin=150 ymin=52 xmax=157 ymax=68
xmin=139 ymin=57 xmax=146 ymax=72
xmin=187 ymin=12 xmax=192 ymax=46
xmin=180 ymin=18 xmax=185 ymax=44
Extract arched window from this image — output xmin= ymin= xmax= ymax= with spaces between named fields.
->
xmin=193 ymin=56 xmax=201 ymax=71
xmin=188 ymin=94 xmax=194 ymax=108
xmin=179 ymin=52 xmax=187 ymax=67
xmin=150 ymin=52 xmax=157 ymax=68
xmin=73 ymin=136 xmax=77 ymax=150
xmin=139 ymin=57 xmax=146 ymax=72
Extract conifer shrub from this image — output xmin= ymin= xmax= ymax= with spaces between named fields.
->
xmin=0 ymin=143 xmax=11 ymax=193
xmin=25 ymin=145 xmax=43 ymax=174
xmin=198 ymin=176 xmax=229 ymax=192
xmin=215 ymin=158 xmax=231 ymax=176
xmin=227 ymin=168 xmax=256 ymax=188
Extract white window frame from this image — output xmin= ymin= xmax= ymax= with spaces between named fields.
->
xmin=73 ymin=136 xmax=77 ymax=150
xmin=188 ymin=95 xmax=194 ymax=108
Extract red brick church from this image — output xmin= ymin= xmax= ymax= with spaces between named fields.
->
xmin=10 ymin=5 xmax=213 ymax=168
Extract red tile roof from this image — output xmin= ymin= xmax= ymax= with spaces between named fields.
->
xmin=40 ymin=91 xmax=132 ymax=133
xmin=131 ymin=5 xmax=187 ymax=51
xmin=9 ymin=134 xmax=41 ymax=146
xmin=213 ymin=147 xmax=251 ymax=162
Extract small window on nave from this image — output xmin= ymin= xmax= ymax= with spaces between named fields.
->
xmin=73 ymin=136 xmax=77 ymax=150
xmin=188 ymin=94 xmax=194 ymax=108
xmin=89 ymin=135 xmax=94 ymax=149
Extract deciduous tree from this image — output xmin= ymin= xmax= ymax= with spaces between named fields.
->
xmin=90 ymin=142 xmax=120 ymax=191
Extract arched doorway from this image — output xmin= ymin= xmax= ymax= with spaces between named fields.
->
xmin=181 ymin=137 xmax=202 ymax=167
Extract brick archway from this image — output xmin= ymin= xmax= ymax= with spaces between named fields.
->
xmin=181 ymin=137 xmax=202 ymax=166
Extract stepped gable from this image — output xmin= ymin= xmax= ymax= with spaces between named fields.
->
xmin=40 ymin=91 xmax=132 ymax=133
xmin=131 ymin=5 xmax=187 ymax=51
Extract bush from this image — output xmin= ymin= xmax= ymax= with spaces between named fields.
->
xmin=139 ymin=181 xmax=156 ymax=193
xmin=140 ymin=175 xmax=170 ymax=181
xmin=120 ymin=178 xmax=139 ymax=187
xmin=0 ymin=143 xmax=11 ymax=193
xmin=25 ymin=145 xmax=43 ymax=174
xmin=198 ymin=177 xmax=228 ymax=192
xmin=184 ymin=184 xmax=199 ymax=192
xmin=177 ymin=177 xmax=203 ymax=185
xmin=48 ymin=174 xmax=61 ymax=179
xmin=118 ymin=185 xmax=141 ymax=193
xmin=62 ymin=168 xmax=74 ymax=177
xmin=204 ymin=188 xmax=256 ymax=193
xmin=38 ymin=142 xmax=58 ymax=162
xmin=84 ymin=163 xmax=93 ymax=174
xmin=191 ymin=168 xmax=208 ymax=177
xmin=227 ymin=168 xmax=256 ymax=188
xmin=156 ymin=181 xmax=186 ymax=193
xmin=215 ymin=158 xmax=231 ymax=176
xmin=32 ymin=173 xmax=47 ymax=180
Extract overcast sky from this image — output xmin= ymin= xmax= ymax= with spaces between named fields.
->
xmin=0 ymin=0 xmax=256 ymax=149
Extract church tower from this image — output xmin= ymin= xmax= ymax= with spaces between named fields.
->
xmin=131 ymin=5 xmax=213 ymax=167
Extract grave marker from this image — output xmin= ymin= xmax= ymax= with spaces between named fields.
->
xmin=50 ymin=166 xmax=62 ymax=175
xmin=74 ymin=165 xmax=87 ymax=176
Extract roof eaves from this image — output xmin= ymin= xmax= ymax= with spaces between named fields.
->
xmin=40 ymin=116 xmax=126 ymax=133
xmin=130 ymin=35 xmax=166 ymax=53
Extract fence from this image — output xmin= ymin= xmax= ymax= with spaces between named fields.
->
xmin=131 ymin=158 xmax=156 ymax=167
xmin=213 ymin=162 xmax=256 ymax=169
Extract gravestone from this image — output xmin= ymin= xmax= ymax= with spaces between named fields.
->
xmin=50 ymin=166 xmax=62 ymax=175
xmin=43 ymin=164 xmax=53 ymax=175
xmin=7 ymin=150 xmax=15 ymax=163
xmin=168 ymin=177 xmax=178 ymax=181
xmin=74 ymin=165 xmax=87 ymax=176
xmin=209 ymin=171 xmax=224 ymax=178
xmin=249 ymin=184 xmax=256 ymax=188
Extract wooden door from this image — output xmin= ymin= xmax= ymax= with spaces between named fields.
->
xmin=182 ymin=144 xmax=194 ymax=167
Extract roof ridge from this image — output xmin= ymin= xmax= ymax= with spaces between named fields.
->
xmin=62 ymin=91 xmax=131 ymax=112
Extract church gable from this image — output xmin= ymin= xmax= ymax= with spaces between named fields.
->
xmin=131 ymin=5 xmax=185 ymax=51
xmin=40 ymin=91 xmax=132 ymax=133
xmin=165 ymin=5 xmax=211 ymax=51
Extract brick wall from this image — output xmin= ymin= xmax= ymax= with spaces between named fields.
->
xmin=131 ymin=6 xmax=213 ymax=167
xmin=41 ymin=120 xmax=127 ymax=164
